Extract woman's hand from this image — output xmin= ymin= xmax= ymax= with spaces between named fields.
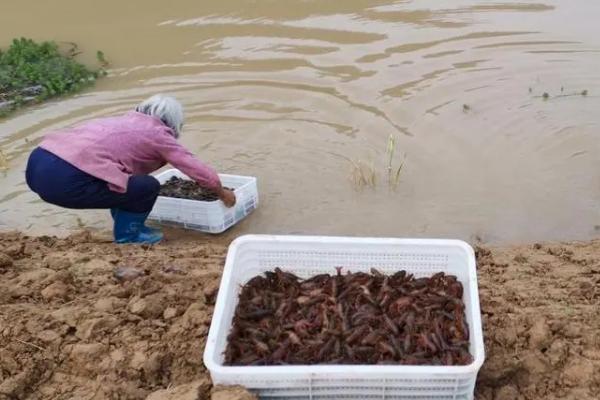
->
xmin=219 ymin=188 xmax=236 ymax=208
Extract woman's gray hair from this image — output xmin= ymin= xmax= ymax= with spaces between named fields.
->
xmin=135 ymin=94 xmax=184 ymax=138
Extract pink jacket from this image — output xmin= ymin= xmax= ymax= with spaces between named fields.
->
xmin=40 ymin=111 xmax=221 ymax=193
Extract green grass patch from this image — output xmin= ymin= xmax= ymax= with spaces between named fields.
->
xmin=0 ymin=38 xmax=107 ymax=117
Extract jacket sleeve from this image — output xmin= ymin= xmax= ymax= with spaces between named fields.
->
xmin=153 ymin=130 xmax=222 ymax=191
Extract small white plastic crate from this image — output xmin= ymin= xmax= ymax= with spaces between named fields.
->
xmin=204 ymin=235 xmax=485 ymax=400
xmin=148 ymin=169 xmax=258 ymax=234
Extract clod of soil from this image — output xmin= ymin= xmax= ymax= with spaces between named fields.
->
xmin=159 ymin=177 xmax=232 ymax=202
xmin=0 ymin=231 xmax=227 ymax=400
xmin=1 ymin=232 xmax=599 ymax=400
xmin=225 ymin=268 xmax=471 ymax=366
xmin=0 ymin=251 xmax=13 ymax=269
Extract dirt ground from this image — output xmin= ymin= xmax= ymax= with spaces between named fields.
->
xmin=0 ymin=231 xmax=598 ymax=400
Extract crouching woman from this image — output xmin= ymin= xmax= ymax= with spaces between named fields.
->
xmin=25 ymin=94 xmax=236 ymax=244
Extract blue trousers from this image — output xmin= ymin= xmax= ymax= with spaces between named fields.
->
xmin=26 ymin=147 xmax=160 ymax=214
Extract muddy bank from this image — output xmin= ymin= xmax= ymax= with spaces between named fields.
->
xmin=476 ymin=242 xmax=600 ymax=399
xmin=0 ymin=231 xmax=254 ymax=400
xmin=0 ymin=231 xmax=598 ymax=399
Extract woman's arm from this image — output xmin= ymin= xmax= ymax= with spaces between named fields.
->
xmin=153 ymin=131 xmax=236 ymax=206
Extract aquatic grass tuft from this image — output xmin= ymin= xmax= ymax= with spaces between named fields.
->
xmin=0 ymin=149 xmax=8 ymax=171
xmin=96 ymin=50 xmax=110 ymax=70
xmin=386 ymin=134 xmax=396 ymax=182
xmin=0 ymin=38 xmax=107 ymax=117
xmin=331 ymin=134 xmax=406 ymax=191
xmin=346 ymin=157 xmax=376 ymax=190
xmin=386 ymin=134 xmax=405 ymax=190
xmin=390 ymin=155 xmax=406 ymax=191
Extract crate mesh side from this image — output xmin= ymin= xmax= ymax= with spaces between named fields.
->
xmin=257 ymin=250 xmax=451 ymax=278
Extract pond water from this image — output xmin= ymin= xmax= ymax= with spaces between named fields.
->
xmin=1 ymin=0 xmax=599 ymax=243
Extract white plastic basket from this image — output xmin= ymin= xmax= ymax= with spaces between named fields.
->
xmin=204 ymin=235 xmax=485 ymax=400
xmin=148 ymin=169 xmax=258 ymax=234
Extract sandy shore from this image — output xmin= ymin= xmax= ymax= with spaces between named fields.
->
xmin=0 ymin=231 xmax=598 ymax=399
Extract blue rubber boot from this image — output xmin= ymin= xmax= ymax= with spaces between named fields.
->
xmin=112 ymin=209 xmax=163 ymax=244
xmin=110 ymin=208 xmax=162 ymax=236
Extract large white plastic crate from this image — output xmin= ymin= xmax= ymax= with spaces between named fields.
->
xmin=204 ymin=235 xmax=485 ymax=400
xmin=148 ymin=169 xmax=258 ymax=233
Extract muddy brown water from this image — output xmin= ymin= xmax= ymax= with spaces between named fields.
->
xmin=1 ymin=1 xmax=599 ymax=243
